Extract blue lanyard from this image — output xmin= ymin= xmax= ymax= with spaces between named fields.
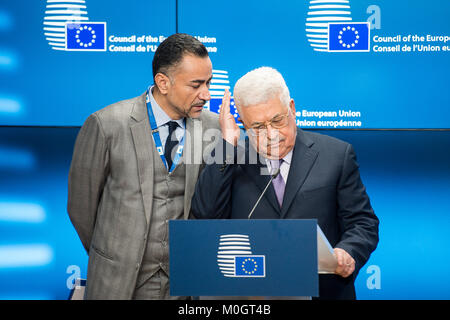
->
xmin=146 ymin=87 xmax=185 ymax=172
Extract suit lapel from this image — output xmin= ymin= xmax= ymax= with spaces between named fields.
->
xmin=280 ymin=130 xmax=318 ymax=218
xmin=242 ymin=140 xmax=281 ymax=215
xmin=130 ymin=93 xmax=154 ymax=226
xmin=183 ymin=117 xmax=202 ymax=219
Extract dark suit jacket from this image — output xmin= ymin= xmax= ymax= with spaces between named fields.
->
xmin=191 ymin=129 xmax=379 ymax=300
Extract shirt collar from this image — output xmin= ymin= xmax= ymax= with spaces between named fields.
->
xmin=265 ymin=149 xmax=293 ymax=164
xmin=148 ymin=86 xmax=185 ymax=129
xmin=264 ymin=148 xmax=293 ymax=172
xmin=282 ymin=149 xmax=293 ymax=165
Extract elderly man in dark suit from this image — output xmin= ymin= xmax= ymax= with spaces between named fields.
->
xmin=191 ymin=67 xmax=379 ymax=300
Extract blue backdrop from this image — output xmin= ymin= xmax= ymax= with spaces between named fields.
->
xmin=0 ymin=0 xmax=449 ymax=299
xmin=1 ymin=0 xmax=449 ymax=128
xmin=1 ymin=0 xmax=175 ymax=126
xmin=1 ymin=128 xmax=449 ymax=299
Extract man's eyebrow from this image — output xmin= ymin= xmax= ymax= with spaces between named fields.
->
xmin=271 ymin=112 xmax=283 ymax=119
xmin=250 ymin=113 xmax=283 ymax=126
xmin=190 ymin=76 xmax=213 ymax=84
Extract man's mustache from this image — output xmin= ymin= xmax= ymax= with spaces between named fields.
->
xmin=191 ymin=100 xmax=207 ymax=107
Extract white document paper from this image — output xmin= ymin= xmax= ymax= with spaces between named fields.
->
xmin=69 ymin=279 xmax=86 ymax=300
xmin=317 ymin=226 xmax=337 ymax=274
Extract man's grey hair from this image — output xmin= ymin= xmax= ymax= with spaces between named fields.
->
xmin=233 ymin=67 xmax=290 ymax=111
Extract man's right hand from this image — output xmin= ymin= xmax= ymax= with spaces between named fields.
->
xmin=219 ymin=89 xmax=240 ymax=146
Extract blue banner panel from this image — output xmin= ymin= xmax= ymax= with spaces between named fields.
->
xmin=169 ymin=219 xmax=318 ymax=297
xmin=0 ymin=127 xmax=87 ymax=299
xmin=0 ymin=0 xmax=175 ymax=126
xmin=1 ymin=128 xmax=450 ymax=299
xmin=179 ymin=0 xmax=450 ymax=129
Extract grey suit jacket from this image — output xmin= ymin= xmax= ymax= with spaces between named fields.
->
xmin=67 ymin=92 xmax=220 ymax=299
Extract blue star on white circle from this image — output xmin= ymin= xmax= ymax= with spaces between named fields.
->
xmin=75 ymin=26 xmax=97 ymax=48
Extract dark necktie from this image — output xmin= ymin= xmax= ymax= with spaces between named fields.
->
xmin=270 ymin=159 xmax=285 ymax=207
xmin=164 ymin=121 xmax=179 ymax=170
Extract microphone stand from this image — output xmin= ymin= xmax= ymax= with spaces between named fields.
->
xmin=247 ymin=168 xmax=280 ymax=219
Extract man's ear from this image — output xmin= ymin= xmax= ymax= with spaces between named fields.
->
xmin=154 ymin=73 xmax=171 ymax=94
xmin=289 ymin=99 xmax=296 ymax=114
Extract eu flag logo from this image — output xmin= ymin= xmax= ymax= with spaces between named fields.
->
xmin=66 ymin=22 xmax=106 ymax=51
xmin=328 ymin=22 xmax=370 ymax=52
xmin=235 ymin=255 xmax=265 ymax=277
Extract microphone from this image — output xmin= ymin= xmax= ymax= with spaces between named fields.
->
xmin=248 ymin=168 xmax=281 ymax=219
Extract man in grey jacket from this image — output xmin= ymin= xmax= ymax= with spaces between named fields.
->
xmin=67 ymin=33 xmax=219 ymax=299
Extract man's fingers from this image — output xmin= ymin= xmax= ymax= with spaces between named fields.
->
xmin=334 ymin=251 xmax=345 ymax=275
xmin=334 ymin=249 xmax=344 ymax=267
xmin=333 ymin=248 xmax=355 ymax=278
xmin=219 ymin=88 xmax=240 ymax=146
xmin=342 ymin=259 xmax=355 ymax=278
xmin=221 ymin=89 xmax=231 ymax=115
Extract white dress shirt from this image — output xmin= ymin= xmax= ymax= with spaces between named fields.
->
xmin=264 ymin=149 xmax=293 ymax=183
xmin=148 ymin=86 xmax=185 ymax=147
